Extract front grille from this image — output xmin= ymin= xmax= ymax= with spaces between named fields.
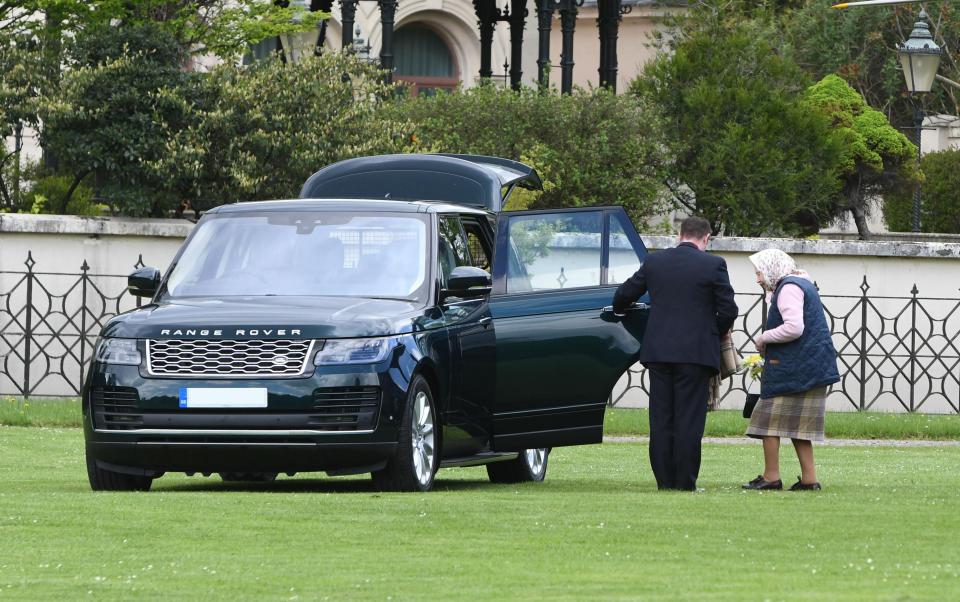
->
xmin=310 ymin=386 xmax=381 ymax=431
xmin=147 ymin=339 xmax=314 ymax=377
xmin=91 ymin=386 xmax=143 ymax=430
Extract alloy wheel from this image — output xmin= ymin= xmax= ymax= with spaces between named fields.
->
xmin=411 ymin=390 xmax=435 ymax=487
xmin=524 ymin=448 xmax=548 ymax=477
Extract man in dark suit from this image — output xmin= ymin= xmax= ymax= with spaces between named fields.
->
xmin=613 ymin=217 xmax=738 ymax=491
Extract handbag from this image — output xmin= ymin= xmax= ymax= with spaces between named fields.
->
xmin=742 ymin=393 xmax=760 ymax=419
xmin=719 ymin=334 xmax=741 ymax=379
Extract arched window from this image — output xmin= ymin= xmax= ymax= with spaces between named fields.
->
xmin=394 ymin=24 xmax=459 ymax=97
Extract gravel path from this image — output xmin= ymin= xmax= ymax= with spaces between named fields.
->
xmin=604 ymin=436 xmax=960 ymax=447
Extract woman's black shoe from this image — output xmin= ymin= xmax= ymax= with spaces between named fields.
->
xmin=742 ymin=475 xmax=783 ymax=490
xmin=789 ymin=477 xmax=822 ymax=491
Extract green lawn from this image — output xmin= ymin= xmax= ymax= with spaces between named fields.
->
xmin=1 ymin=427 xmax=959 ymax=600
xmin=5 ymin=397 xmax=960 ymax=439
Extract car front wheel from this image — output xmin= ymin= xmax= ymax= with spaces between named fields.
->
xmin=372 ymin=375 xmax=437 ymax=492
xmin=86 ymin=455 xmax=153 ymax=491
xmin=486 ymin=448 xmax=550 ymax=483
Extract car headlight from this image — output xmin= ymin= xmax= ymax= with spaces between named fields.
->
xmin=95 ymin=338 xmax=142 ymax=366
xmin=314 ymin=337 xmax=397 ymax=365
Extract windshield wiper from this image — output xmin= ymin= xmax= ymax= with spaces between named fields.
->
xmin=364 ymin=296 xmax=416 ymax=302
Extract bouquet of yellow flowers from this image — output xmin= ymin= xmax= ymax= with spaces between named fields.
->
xmin=742 ymin=354 xmax=764 ymax=381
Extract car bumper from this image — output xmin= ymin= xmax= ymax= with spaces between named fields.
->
xmin=82 ymin=362 xmax=409 ymax=474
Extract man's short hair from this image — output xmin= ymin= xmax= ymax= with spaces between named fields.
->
xmin=680 ymin=217 xmax=711 ymax=240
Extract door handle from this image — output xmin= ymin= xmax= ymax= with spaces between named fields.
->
xmin=601 ymin=303 xmax=649 ymax=316
xmin=479 ymin=317 xmax=492 ymax=328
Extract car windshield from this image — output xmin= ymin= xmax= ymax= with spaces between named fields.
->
xmin=164 ymin=211 xmax=430 ymax=301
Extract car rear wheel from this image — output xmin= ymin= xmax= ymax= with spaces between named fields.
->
xmin=486 ymin=448 xmax=550 ymax=483
xmin=219 ymin=472 xmax=278 ymax=482
xmin=86 ymin=455 xmax=153 ymax=491
xmin=371 ymin=375 xmax=437 ymax=492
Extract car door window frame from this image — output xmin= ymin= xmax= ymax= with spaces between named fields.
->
xmin=492 ymin=206 xmax=648 ymax=296
xmin=603 ymin=209 xmax=647 ymax=288
xmin=460 ymin=215 xmax=494 ymax=273
xmin=438 ymin=214 xmax=472 ymax=288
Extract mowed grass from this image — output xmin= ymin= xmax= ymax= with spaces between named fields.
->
xmin=606 ymin=407 xmax=960 ymax=440
xmin=1 ymin=427 xmax=959 ymax=600
xmin=4 ymin=397 xmax=960 ymax=439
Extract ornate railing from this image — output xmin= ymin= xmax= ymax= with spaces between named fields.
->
xmin=611 ymin=278 xmax=960 ymax=413
xmin=0 ymin=253 xmax=143 ymax=398
xmin=2 ymin=251 xmax=959 ymax=411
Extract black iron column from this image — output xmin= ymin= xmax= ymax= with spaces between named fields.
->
xmin=596 ymin=0 xmax=623 ymax=91
xmin=558 ymin=0 xmax=577 ymax=94
xmin=535 ymin=0 xmax=555 ymax=90
xmin=340 ymin=0 xmax=358 ymax=48
xmin=474 ymin=0 xmax=497 ymax=80
xmin=313 ymin=0 xmax=333 ymax=55
xmin=378 ymin=0 xmax=398 ymax=83
xmin=509 ymin=0 xmax=527 ymax=90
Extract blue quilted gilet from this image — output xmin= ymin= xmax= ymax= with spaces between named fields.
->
xmin=760 ymin=276 xmax=840 ymax=398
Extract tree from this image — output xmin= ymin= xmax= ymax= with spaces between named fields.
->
xmin=0 ymin=1 xmax=325 ymax=60
xmin=785 ymin=1 xmax=959 ymax=128
xmin=38 ymin=24 xmax=195 ymax=215
xmin=394 ymin=84 xmax=667 ymax=228
xmin=631 ymin=4 xmax=842 ymax=236
xmin=804 ymin=74 xmax=917 ymax=238
xmin=885 ymin=148 xmax=960 ymax=233
xmin=158 ymin=52 xmax=415 ymax=211
xmin=0 ymin=35 xmax=52 ymax=210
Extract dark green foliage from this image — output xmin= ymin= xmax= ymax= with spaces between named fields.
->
xmin=885 ymin=149 xmax=960 ymax=233
xmin=38 ymin=24 xmax=192 ymax=215
xmin=393 ymin=84 xmax=666 ymax=228
xmin=631 ymin=9 xmax=842 ymax=236
xmin=159 ymin=53 xmax=413 ymax=211
xmin=21 ymin=169 xmax=99 ymax=216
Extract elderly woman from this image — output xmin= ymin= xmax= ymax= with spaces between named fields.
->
xmin=743 ymin=249 xmax=840 ymax=491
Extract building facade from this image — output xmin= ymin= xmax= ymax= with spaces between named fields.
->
xmin=279 ymin=0 xmax=678 ymax=93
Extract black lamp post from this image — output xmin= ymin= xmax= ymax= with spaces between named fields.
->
xmin=897 ymin=9 xmax=941 ymax=233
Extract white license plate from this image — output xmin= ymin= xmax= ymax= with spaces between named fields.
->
xmin=179 ymin=388 xmax=268 ymax=409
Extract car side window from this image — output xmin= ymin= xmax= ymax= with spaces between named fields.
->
xmin=607 ymin=212 xmax=645 ymax=285
xmin=438 ymin=216 xmax=471 ymax=286
xmin=461 ymin=218 xmax=492 ymax=272
xmin=505 ymin=211 xmax=602 ymax=293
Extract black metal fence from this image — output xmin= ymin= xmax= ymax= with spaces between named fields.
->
xmin=0 ymin=252 xmax=143 ymax=398
xmin=611 ymin=278 xmax=960 ymax=413
xmin=2 ymin=251 xmax=959 ymax=412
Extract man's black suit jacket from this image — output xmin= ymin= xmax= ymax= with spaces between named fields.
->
xmin=613 ymin=242 xmax=738 ymax=372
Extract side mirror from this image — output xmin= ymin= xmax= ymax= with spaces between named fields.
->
xmin=442 ymin=266 xmax=492 ymax=299
xmin=128 ymin=266 xmax=161 ymax=298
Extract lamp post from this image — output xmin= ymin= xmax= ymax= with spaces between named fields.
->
xmin=352 ymin=24 xmax=374 ymax=62
xmin=897 ymin=9 xmax=941 ymax=233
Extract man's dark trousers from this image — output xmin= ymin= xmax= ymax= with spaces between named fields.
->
xmin=646 ymin=362 xmax=713 ymax=490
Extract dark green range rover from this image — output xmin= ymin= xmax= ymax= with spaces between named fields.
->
xmin=84 ymin=154 xmax=649 ymax=492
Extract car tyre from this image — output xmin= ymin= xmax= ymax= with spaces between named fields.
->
xmin=486 ymin=448 xmax=550 ymax=483
xmin=219 ymin=472 xmax=278 ymax=482
xmin=86 ymin=454 xmax=153 ymax=491
xmin=372 ymin=375 xmax=438 ymax=492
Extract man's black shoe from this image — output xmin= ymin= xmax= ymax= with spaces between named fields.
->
xmin=788 ymin=477 xmax=822 ymax=491
xmin=742 ymin=475 xmax=783 ymax=490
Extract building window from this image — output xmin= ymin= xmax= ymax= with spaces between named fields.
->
xmin=394 ymin=24 xmax=459 ymax=97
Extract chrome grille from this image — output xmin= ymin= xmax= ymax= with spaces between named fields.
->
xmin=147 ymin=339 xmax=314 ymax=377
